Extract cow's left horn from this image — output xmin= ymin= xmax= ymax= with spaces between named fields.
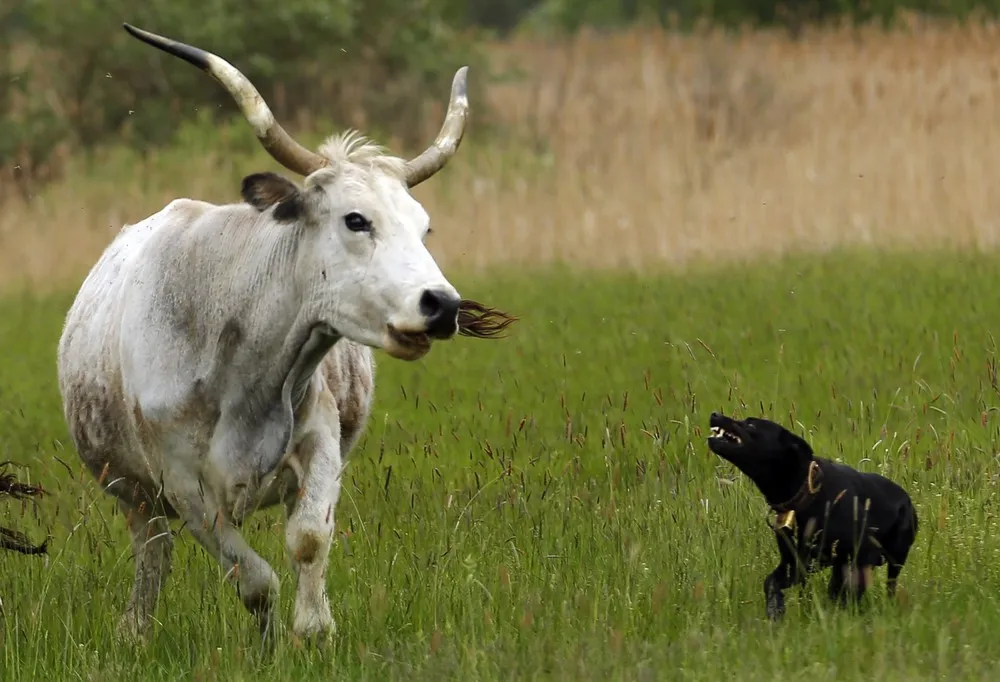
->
xmin=404 ymin=67 xmax=470 ymax=188
xmin=122 ymin=23 xmax=329 ymax=178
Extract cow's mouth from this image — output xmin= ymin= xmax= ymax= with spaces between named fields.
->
xmin=386 ymin=324 xmax=431 ymax=358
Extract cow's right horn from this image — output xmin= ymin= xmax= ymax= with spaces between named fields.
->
xmin=123 ymin=23 xmax=329 ymax=178
xmin=404 ymin=67 xmax=470 ymax=188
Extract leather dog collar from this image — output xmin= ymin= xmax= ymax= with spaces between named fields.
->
xmin=770 ymin=460 xmax=823 ymax=530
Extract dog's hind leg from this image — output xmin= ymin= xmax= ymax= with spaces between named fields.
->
xmin=855 ymin=565 xmax=874 ymax=602
xmin=885 ymin=524 xmax=913 ymax=598
xmin=826 ymin=566 xmax=845 ymax=603
xmin=826 ymin=562 xmax=860 ymax=606
xmin=886 ymin=564 xmax=902 ymax=597
xmin=885 ymin=544 xmax=912 ymax=598
xmin=884 ymin=510 xmax=917 ymax=598
xmin=830 ymin=562 xmax=873 ymax=609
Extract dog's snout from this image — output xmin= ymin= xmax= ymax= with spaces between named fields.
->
xmin=419 ymin=288 xmax=461 ymax=339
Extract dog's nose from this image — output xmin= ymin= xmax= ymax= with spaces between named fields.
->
xmin=419 ymin=288 xmax=461 ymax=339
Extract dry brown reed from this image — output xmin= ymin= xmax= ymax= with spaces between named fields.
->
xmin=0 ymin=462 xmax=48 ymax=556
xmin=3 ymin=18 xmax=1000 ymax=292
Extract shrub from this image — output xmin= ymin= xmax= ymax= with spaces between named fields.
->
xmin=0 ymin=0 xmax=488 ymax=197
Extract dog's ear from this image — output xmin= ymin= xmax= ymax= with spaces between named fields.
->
xmin=781 ymin=429 xmax=814 ymax=458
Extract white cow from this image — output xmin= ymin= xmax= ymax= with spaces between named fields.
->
xmin=56 ymin=23 xmax=513 ymax=644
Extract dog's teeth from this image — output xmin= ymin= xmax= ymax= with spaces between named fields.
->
xmin=709 ymin=425 xmax=742 ymax=444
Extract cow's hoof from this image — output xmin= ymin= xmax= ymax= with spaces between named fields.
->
xmin=116 ymin=612 xmax=151 ymax=644
xmin=290 ymin=629 xmax=333 ymax=651
xmin=292 ymin=598 xmax=335 ymax=641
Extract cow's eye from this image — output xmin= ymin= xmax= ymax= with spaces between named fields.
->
xmin=344 ymin=212 xmax=371 ymax=232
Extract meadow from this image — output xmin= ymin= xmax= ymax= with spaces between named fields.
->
xmin=3 ymin=20 xmax=1000 ymax=682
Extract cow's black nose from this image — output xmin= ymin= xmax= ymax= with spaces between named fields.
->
xmin=420 ymin=288 xmax=461 ymax=339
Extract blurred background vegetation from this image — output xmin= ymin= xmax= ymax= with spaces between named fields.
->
xmin=2 ymin=0 xmax=1000 ymax=197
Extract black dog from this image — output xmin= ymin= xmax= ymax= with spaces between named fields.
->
xmin=706 ymin=412 xmax=917 ymax=620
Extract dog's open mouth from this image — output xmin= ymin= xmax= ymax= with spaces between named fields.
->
xmin=709 ymin=426 xmax=742 ymax=444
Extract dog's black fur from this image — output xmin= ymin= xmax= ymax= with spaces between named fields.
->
xmin=707 ymin=412 xmax=917 ymax=620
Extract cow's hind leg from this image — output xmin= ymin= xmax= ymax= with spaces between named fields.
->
xmin=117 ymin=494 xmax=174 ymax=640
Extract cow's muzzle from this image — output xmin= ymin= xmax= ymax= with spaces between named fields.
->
xmin=419 ymin=288 xmax=461 ymax=340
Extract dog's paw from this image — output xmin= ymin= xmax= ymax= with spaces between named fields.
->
xmin=766 ymin=597 xmax=785 ymax=621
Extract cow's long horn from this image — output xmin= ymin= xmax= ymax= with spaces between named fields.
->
xmin=404 ymin=67 xmax=470 ymax=188
xmin=123 ymin=23 xmax=328 ymax=177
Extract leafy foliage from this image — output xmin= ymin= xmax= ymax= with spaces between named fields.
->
xmin=0 ymin=0 xmax=487 ymax=195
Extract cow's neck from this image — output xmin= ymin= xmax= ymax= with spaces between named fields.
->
xmin=200 ymin=218 xmax=339 ymax=421
xmin=283 ymin=321 xmax=340 ymax=412
xmin=242 ymin=306 xmax=342 ymax=426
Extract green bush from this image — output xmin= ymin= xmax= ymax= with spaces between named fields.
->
xmin=0 ymin=0 xmax=488 ymax=194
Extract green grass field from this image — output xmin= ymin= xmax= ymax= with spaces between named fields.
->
xmin=2 ymin=249 xmax=1000 ymax=680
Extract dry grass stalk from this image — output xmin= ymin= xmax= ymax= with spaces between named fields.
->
xmin=0 ymin=462 xmax=48 ymax=556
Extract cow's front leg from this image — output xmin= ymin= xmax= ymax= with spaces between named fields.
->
xmin=284 ymin=394 xmax=342 ymax=641
xmin=163 ymin=451 xmax=280 ymax=644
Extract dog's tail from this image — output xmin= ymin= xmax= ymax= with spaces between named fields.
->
xmin=898 ymin=500 xmax=918 ymax=541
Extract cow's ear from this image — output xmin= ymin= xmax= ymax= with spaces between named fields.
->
xmin=241 ymin=172 xmax=306 ymax=222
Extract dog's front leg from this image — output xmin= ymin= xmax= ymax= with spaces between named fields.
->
xmin=763 ymin=562 xmax=797 ymax=621
xmin=765 ymin=530 xmax=804 ymax=621
xmin=844 ymin=563 xmax=873 ymax=605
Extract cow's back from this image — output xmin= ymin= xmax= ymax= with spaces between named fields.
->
xmin=57 ymin=199 xmax=216 ymax=506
